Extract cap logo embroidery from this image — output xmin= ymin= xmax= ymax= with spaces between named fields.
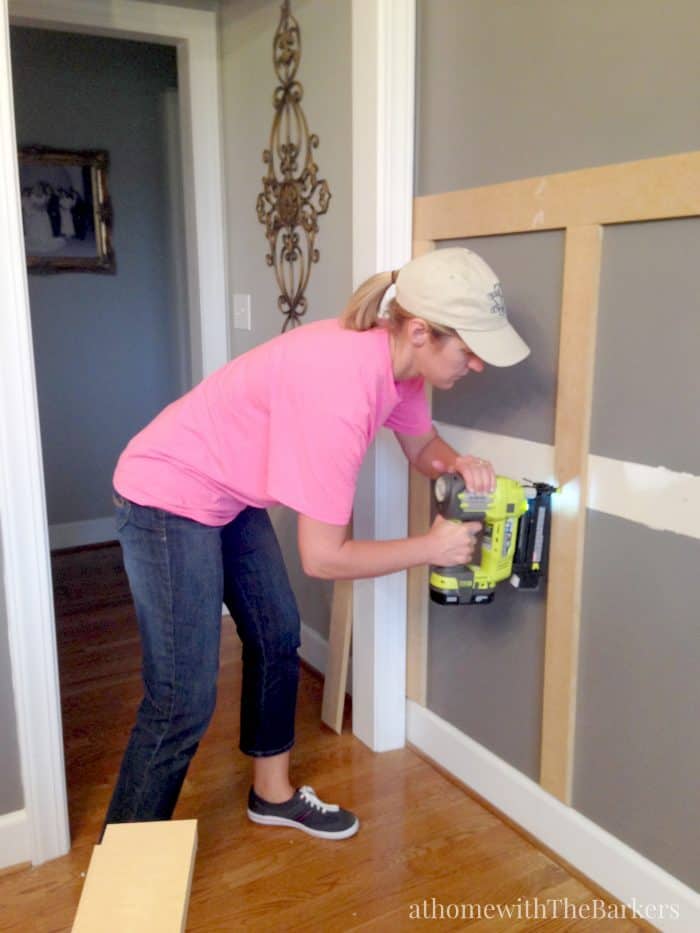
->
xmin=488 ymin=283 xmax=506 ymax=317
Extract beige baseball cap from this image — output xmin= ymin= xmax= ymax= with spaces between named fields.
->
xmin=395 ymin=247 xmax=530 ymax=367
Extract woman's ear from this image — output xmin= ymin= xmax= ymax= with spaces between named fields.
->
xmin=407 ymin=318 xmax=430 ymax=347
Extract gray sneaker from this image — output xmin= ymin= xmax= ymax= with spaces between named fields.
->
xmin=247 ymin=785 xmax=359 ymax=840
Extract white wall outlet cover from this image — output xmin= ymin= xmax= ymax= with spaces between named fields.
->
xmin=232 ymin=293 xmax=251 ymax=330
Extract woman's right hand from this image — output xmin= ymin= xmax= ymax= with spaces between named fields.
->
xmin=425 ymin=514 xmax=482 ymax=567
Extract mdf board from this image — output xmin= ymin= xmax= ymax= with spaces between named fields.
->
xmin=321 ymin=578 xmax=353 ymax=733
xmin=413 ymin=151 xmax=700 ymax=239
xmin=72 ymin=820 xmax=197 ymax=933
xmin=409 ymin=150 xmax=700 ymax=804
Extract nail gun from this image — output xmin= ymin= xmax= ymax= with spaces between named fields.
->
xmin=429 ymin=473 xmax=557 ymax=605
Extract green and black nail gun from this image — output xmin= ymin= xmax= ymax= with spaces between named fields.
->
xmin=429 ymin=473 xmax=558 ymax=605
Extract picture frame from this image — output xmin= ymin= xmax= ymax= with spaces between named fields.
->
xmin=18 ymin=145 xmax=115 ymax=274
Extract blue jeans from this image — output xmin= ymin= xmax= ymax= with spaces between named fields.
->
xmin=104 ymin=493 xmax=301 ymax=824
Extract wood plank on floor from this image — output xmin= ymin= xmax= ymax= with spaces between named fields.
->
xmin=0 ymin=544 xmax=649 ymax=932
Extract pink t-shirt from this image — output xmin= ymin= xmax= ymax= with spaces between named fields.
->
xmin=113 ymin=319 xmax=432 ymax=526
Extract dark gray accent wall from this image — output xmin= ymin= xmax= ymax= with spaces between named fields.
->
xmin=417 ymin=0 xmax=700 ymax=196
xmin=576 ymin=511 xmax=700 ymax=891
xmin=432 ymin=233 xmax=563 ymax=445
xmin=418 ymin=0 xmax=700 ymax=888
xmin=10 ymin=28 xmax=182 ymax=525
xmin=0 ymin=537 xmax=24 ymax=814
xmin=428 ymin=585 xmax=546 ymax=781
xmin=592 ymin=218 xmax=700 ymax=472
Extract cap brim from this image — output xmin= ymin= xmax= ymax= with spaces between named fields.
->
xmin=457 ymin=323 xmax=531 ymax=367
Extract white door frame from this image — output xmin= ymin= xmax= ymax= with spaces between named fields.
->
xmin=1 ymin=0 xmax=228 ymax=865
xmin=350 ymin=0 xmax=416 ymax=751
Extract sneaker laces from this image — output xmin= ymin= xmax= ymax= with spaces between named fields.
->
xmin=298 ymin=785 xmax=339 ymax=813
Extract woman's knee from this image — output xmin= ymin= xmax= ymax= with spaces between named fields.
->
xmin=140 ymin=674 xmax=218 ymax=738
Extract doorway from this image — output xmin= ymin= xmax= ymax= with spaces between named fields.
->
xmin=0 ymin=0 xmax=227 ymax=866
xmin=9 ymin=21 xmax=189 ymax=842
xmin=11 ymin=27 xmax=189 ymax=549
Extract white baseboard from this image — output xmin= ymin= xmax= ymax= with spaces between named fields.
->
xmin=406 ymin=701 xmax=700 ymax=932
xmin=49 ymin=516 xmax=116 ymax=551
xmin=0 ymin=809 xmax=31 ymax=871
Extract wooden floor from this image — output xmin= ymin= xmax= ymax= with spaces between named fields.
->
xmin=0 ymin=543 xmax=649 ymax=932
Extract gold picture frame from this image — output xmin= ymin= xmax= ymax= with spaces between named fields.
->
xmin=18 ymin=145 xmax=115 ymax=274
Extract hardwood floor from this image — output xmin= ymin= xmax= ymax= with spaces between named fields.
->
xmin=0 ymin=543 xmax=649 ymax=931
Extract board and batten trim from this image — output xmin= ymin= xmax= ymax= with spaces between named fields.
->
xmin=541 ymin=224 xmax=603 ymax=802
xmin=413 ymin=151 xmax=700 ymax=241
xmin=434 ymin=424 xmax=700 ymax=541
xmin=409 ymin=150 xmax=700 ymax=807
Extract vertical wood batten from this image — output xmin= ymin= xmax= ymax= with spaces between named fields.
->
xmin=540 ymin=224 xmax=603 ymax=802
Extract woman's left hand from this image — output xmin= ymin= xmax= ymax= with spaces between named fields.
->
xmin=432 ymin=454 xmax=496 ymax=494
xmin=455 ymin=454 xmax=496 ymax=493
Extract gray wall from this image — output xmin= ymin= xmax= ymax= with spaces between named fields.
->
xmin=417 ymin=0 xmax=700 ymax=194
xmin=220 ymin=0 xmax=352 ymax=640
xmin=591 ymin=218 xmax=700 ymax=474
xmin=432 ymin=231 xmax=563 ymax=446
xmin=576 ymin=512 xmax=700 ymax=890
xmin=10 ymin=27 xmax=183 ymax=526
xmin=418 ymin=0 xmax=700 ymax=888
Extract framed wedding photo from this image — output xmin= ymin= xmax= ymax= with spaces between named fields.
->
xmin=18 ymin=146 xmax=115 ymax=274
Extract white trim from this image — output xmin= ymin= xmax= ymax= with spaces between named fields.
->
xmin=48 ymin=517 xmax=117 ymax=551
xmin=407 ymin=701 xmax=700 ymax=932
xmin=589 ymin=455 xmax=700 ymax=539
xmin=0 ymin=810 xmax=31 ymax=870
xmin=2 ymin=0 xmax=227 ymax=866
xmin=350 ymin=0 xmax=416 ymax=751
xmin=435 ymin=422 xmax=557 ymax=485
xmin=0 ymin=0 xmax=70 ymax=866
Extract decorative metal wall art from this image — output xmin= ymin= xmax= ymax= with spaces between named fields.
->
xmin=256 ymin=0 xmax=331 ymax=331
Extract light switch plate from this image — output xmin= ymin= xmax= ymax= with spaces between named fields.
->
xmin=232 ymin=293 xmax=251 ymax=330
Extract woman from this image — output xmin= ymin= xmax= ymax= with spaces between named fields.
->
xmin=24 ymin=182 xmax=62 ymax=254
xmin=58 ymin=187 xmax=77 ymax=239
xmin=106 ymin=247 xmax=530 ymax=840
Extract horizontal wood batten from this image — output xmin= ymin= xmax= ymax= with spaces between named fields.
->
xmin=414 ymin=151 xmax=700 ymax=240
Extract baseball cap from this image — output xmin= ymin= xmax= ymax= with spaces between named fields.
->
xmin=395 ymin=247 xmax=530 ymax=367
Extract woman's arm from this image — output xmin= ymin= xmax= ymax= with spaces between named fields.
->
xmin=396 ymin=427 xmax=496 ymax=492
xmin=298 ymin=511 xmax=481 ymax=581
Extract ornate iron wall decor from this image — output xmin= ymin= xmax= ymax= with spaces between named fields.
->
xmin=257 ymin=0 xmax=331 ymax=331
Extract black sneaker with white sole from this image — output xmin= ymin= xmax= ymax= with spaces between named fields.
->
xmin=247 ymin=785 xmax=359 ymax=840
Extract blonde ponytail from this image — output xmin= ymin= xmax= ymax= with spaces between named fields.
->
xmin=339 ymin=271 xmax=395 ymax=331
